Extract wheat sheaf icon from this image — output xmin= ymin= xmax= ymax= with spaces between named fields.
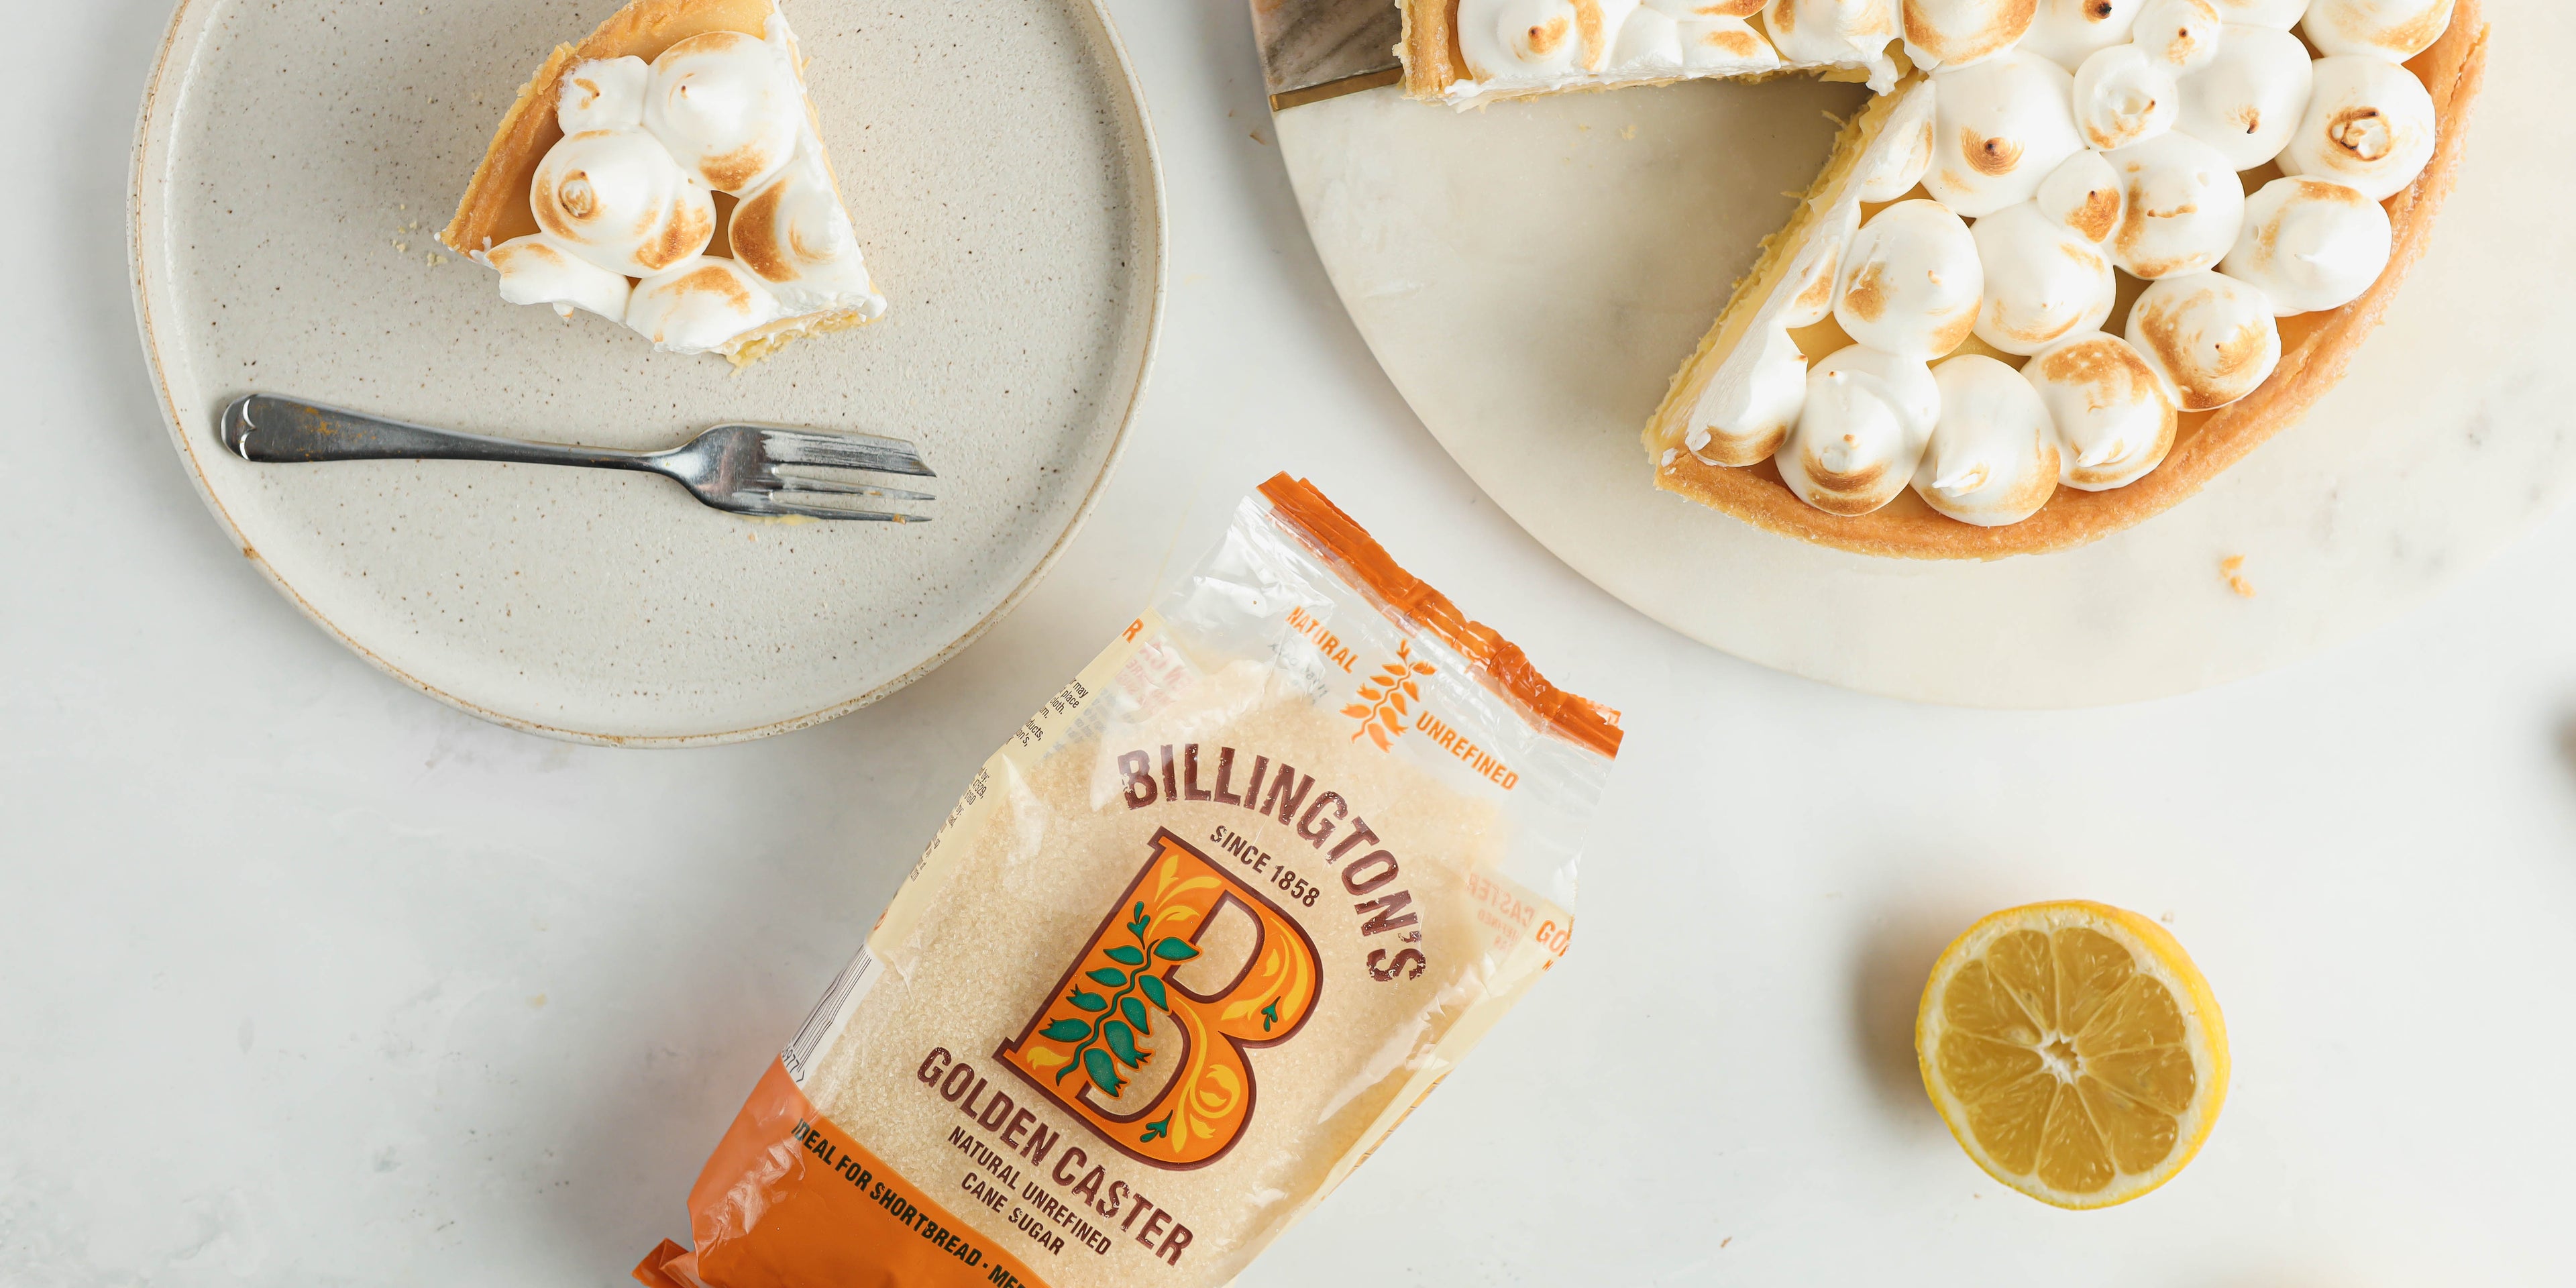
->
xmin=1344 ymin=641 xmax=1436 ymax=751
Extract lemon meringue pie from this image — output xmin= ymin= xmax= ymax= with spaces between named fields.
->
xmin=1398 ymin=0 xmax=2486 ymax=557
xmin=438 ymin=0 xmax=887 ymax=366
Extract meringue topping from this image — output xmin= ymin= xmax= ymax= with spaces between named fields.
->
xmin=472 ymin=11 xmax=888 ymax=360
xmin=2212 ymin=0 xmax=2311 ymax=25
xmin=1459 ymin=0 xmax=1591 ymax=80
xmin=626 ymin=256 xmax=786 ymax=355
xmin=730 ymin=146 xmax=891 ymax=319
xmin=644 ymin=30 xmax=805 ymax=194
xmin=529 ymin=128 xmax=716 ymax=278
xmin=1615 ymin=9 xmax=1786 ymax=74
xmin=1902 ymin=0 xmax=2037 ymax=70
xmin=1764 ymin=0 xmax=1907 ymax=90
xmin=2173 ymin=23 xmax=2315 ymax=169
xmin=2125 ymin=269 xmax=2282 ymax=409
xmin=2132 ymin=0 xmax=2225 ymax=71
xmin=2035 ymin=150 xmax=2126 ymax=241
xmin=2022 ymin=0 xmax=2147 ymax=70
xmin=2302 ymin=0 xmax=2455 ymax=62
xmin=2278 ymin=54 xmax=2438 ymax=201
xmin=483 ymin=233 xmax=633 ymax=322
xmin=1926 ymin=51 xmax=2087 ymax=217
xmin=1686 ymin=323 xmax=1811 ymax=464
xmin=2072 ymin=42 xmax=2181 ymax=150
xmin=1971 ymin=201 xmax=2118 ymax=354
xmin=1915 ymin=355 xmax=2062 ymax=525
xmin=1835 ymin=198 xmax=1985 ymax=359
xmin=1784 ymin=203 xmax=1862 ymax=327
xmin=1776 ymin=344 xmax=1941 ymax=515
xmin=2023 ymin=330 xmax=2178 ymax=488
xmin=2221 ymin=175 xmax=2393 ymax=313
xmin=1854 ymin=83 xmax=1939 ymax=201
xmin=558 ymin=56 xmax=649 ymax=134
xmin=2106 ymin=129 xmax=2247 ymax=278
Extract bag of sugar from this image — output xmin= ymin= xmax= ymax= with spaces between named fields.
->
xmin=637 ymin=475 xmax=1621 ymax=1288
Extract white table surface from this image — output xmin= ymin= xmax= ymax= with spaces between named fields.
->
xmin=7 ymin=3 xmax=2575 ymax=1285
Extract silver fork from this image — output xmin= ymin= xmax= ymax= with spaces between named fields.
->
xmin=217 ymin=394 xmax=935 ymax=522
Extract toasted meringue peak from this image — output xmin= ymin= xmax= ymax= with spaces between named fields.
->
xmin=2023 ymin=330 xmax=2177 ymax=488
xmin=1926 ymin=52 xmax=2086 ymax=217
xmin=1902 ymin=0 xmax=2037 ymax=69
xmin=2279 ymin=54 xmax=2438 ymax=201
xmin=1686 ymin=323 xmax=1811 ymax=464
xmin=2174 ymin=23 xmax=2315 ymax=169
xmin=1835 ymin=199 xmax=1986 ymax=359
xmin=2302 ymin=0 xmax=2454 ymax=61
xmin=2023 ymin=0 xmax=2148 ymax=70
xmin=1784 ymin=203 xmax=1863 ymax=327
xmin=2106 ymin=129 xmax=2246 ymax=278
xmin=2125 ymin=269 xmax=2282 ymax=409
xmin=1971 ymin=201 xmax=2118 ymax=355
xmin=645 ymin=30 xmax=804 ymax=195
xmin=625 ymin=256 xmax=785 ymax=355
xmin=731 ymin=146 xmax=888 ymax=319
xmin=1460 ymin=0 xmax=1595 ymax=80
xmin=2221 ymin=175 xmax=2393 ymax=313
xmin=1915 ymin=355 xmax=2062 ymax=524
xmin=483 ymin=233 xmax=633 ymax=322
xmin=1765 ymin=0 xmax=1906 ymax=89
xmin=2073 ymin=44 xmax=2180 ymax=150
xmin=2213 ymin=0 xmax=2310 ymax=25
xmin=530 ymin=128 xmax=716 ymax=278
xmin=2036 ymin=150 xmax=2126 ymax=241
xmin=2132 ymin=0 xmax=2226 ymax=70
xmin=1778 ymin=344 xmax=1941 ymax=515
xmin=1611 ymin=8 xmax=1786 ymax=72
xmin=558 ymin=56 xmax=649 ymax=134
xmin=1856 ymin=83 xmax=1939 ymax=201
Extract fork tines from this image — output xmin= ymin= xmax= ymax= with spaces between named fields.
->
xmin=751 ymin=426 xmax=936 ymax=522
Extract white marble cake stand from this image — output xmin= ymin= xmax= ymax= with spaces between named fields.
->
xmin=1277 ymin=7 xmax=2571 ymax=708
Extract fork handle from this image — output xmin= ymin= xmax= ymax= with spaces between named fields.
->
xmin=218 ymin=394 xmax=659 ymax=473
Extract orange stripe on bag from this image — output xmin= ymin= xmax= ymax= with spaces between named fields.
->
xmin=638 ymin=1060 xmax=1058 ymax=1288
xmin=1254 ymin=474 xmax=1623 ymax=759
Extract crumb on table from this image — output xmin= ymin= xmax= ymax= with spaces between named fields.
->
xmin=2220 ymin=555 xmax=2255 ymax=598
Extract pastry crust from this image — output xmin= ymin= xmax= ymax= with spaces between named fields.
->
xmin=436 ymin=0 xmax=880 ymax=367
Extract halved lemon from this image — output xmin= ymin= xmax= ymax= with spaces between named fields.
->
xmin=1916 ymin=901 xmax=2228 ymax=1209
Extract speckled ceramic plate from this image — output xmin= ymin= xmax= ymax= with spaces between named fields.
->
xmin=130 ymin=0 xmax=1162 ymax=744
xmin=1279 ymin=1 xmax=2572 ymax=707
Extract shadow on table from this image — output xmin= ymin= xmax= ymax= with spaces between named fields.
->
xmin=1847 ymin=900 xmax=1966 ymax=1129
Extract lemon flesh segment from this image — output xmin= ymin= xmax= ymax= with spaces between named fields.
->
xmin=1918 ymin=904 xmax=2226 ymax=1209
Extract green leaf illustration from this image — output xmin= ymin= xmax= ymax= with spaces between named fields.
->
xmin=1260 ymin=1000 xmax=1279 ymax=1032
xmin=1104 ymin=1020 xmax=1145 ymax=1067
xmin=1137 ymin=973 xmax=1169 ymax=1009
xmin=1087 ymin=967 xmax=1129 ymax=987
xmin=1069 ymin=989 xmax=1108 ymax=1012
xmin=1104 ymin=945 xmax=1146 ymax=967
xmin=1138 ymin=1114 xmax=1171 ymax=1144
xmin=1041 ymin=1018 xmax=1093 ymax=1042
xmin=1083 ymin=1047 xmax=1122 ymax=1095
xmin=1119 ymin=996 xmax=1151 ymax=1035
xmin=1152 ymin=937 xmax=1200 ymax=961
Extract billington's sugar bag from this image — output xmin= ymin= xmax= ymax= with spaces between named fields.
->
xmin=636 ymin=475 xmax=1621 ymax=1288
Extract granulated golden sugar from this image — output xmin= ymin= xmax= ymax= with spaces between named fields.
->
xmin=636 ymin=476 xmax=1621 ymax=1288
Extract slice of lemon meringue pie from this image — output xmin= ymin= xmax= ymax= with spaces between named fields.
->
xmin=1397 ymin=0 xmax=2487 ymax=558
xmin=439 ymin=0 xmax=886 ymax=366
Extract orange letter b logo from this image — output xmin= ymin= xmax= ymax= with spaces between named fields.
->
xmin=997 ymin=828 xmax=1321 ymax=1168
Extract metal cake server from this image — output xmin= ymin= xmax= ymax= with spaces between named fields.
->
xmin=217 ymin=394 xmax=936 ymax=523
xmin=1252 ymin=0 xmax=1403 ymax=111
